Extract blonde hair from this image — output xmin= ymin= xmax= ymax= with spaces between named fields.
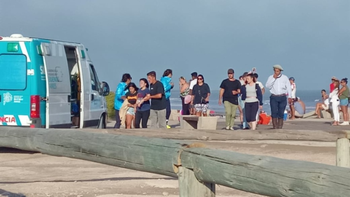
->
xmin=179 ymin=76 xmax=186 ymax=81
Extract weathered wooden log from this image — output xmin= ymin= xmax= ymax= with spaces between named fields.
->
xmin=178 ymin=167 xmax=215 ymax=197
xmin=0 ymin=127 xmax=184 ymax=177
xmin=2 ymin=127 xmax=350 ymax=197
xmin=180 ymin=148 xmax=350 ymax=197
xmin=336 ymin=138 xmax=350 ymax=167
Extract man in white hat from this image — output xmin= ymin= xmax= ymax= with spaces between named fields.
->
xmin=265 ymin=65 xmax=292 ymax=129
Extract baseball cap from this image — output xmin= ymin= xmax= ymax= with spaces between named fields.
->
xmin=289 ymin=77 xmax=295 ymax=81
xmin=227 ymin=69 xmax=234 ymax=74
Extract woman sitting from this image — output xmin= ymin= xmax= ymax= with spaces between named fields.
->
xmin=315 ymin=89 xmax=329 ymax=118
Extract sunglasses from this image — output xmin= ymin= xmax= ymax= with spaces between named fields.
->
xmin=198 ymin=78 xmax=203 ymax=80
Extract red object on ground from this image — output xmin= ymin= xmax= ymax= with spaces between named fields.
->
xmin=258 ymin=113 xmax=271 ymax=125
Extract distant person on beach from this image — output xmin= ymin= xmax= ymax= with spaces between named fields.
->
xmin=339 ymin=78 xmax=349 ymax=126
xmin=289 ymin=77 xmax=297 ymax=120
xmin=329 ymin=79 xmax=340 ymax=126
xmin=254 ymin=73 xmax=265 ymax=95
xmin=330 ymin=77 xmax=337 ymax=93
xmin=315 ymin=89 xmax=329 ymax=118
xmin=135 ymin=78 xmax=151 ymax=128
xmin=239 ymin=72 xmax=249 ymax=129
xmin=191 ymin=74 xmax=210 ymax=117
xmin=125 ymin=82 xmax=139 ymax=129
xmin=189 ymin=72 xmax=198 ymax=115
xmin=179 ymin=76 xmax=190 ymax=115
xmin=293 ymin=97 xmax=306 ymax=118
xmin=160 ymin=69 xmax=174 ymax=128
xmin=241 ymin=73 xmax=263 ymax=130
xmin=114 ymin=73 xmax=132 ymax=129
xmin=147 ymin=71 xmax=167 ymax=129
xmin=219 ymin=68 xmax=241 ymax=130
xmin=265 ymin=65 xmax=292 ymax=129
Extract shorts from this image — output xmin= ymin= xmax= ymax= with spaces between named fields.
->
xmin=194 ymin=104 xmax=209 ymax=113
xmin=340 ymin=98 xmax=349 ymax=106
xmin=126 ymin=107 xmax=135 ymax=115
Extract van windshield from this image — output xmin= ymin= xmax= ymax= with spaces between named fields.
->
xmin=0 ymin=54 xmax=27 ymax=90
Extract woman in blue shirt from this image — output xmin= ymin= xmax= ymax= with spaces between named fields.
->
xmin=114 ymin=73 xmax=132 ymax=128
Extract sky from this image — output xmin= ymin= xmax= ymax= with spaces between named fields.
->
xmin=1 ymin=0 xmax=349 ymax=91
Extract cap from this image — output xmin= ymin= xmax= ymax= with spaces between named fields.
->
xmin=191 ymin=72 xmax=197 ymax=77
xmin=227 ymin=69 xmax=234 ymax=74
xmin=273 ymin=64 xmax=283 ymax=71
xmin=289 ymin=77 xmax=295 ymax=81
xmin=331 ymin=76 xmax=337 ymax=80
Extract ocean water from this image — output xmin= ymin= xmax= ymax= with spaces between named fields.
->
xmin=170 ymin=90 xmax=321 ymax=115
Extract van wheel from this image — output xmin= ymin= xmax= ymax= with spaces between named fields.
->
xmin=98 ymin=114 xmax=106 ymax=129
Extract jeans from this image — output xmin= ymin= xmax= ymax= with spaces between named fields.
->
xmin=114 ymin=109 xmax=121 ymax=128
xmin=150 ymin=109 xmax=166 ymax=129
xmin=180 ymin=97 xmax=190 ymax=115
xmin=166 ymin=99 xmax=171 ymax=120
xmin=239 ymin=96 xmax=248 ymax=128
xmin=270 ymin=95 xmax=287 ymax=119
xmin=135 ymin=110 xmax=150 ymax=128
xmin=224 ymin=101 xmax=238 ymax=127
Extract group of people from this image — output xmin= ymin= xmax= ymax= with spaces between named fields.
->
xmin=315 ymin=77 xmax=349 ymax=126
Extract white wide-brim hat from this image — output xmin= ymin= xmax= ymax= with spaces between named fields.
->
xmin=273 ymin=64 xmax=283 ymax=71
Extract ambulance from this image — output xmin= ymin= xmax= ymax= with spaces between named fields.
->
xmin=0 ymin=34 xmax=110 ymax=128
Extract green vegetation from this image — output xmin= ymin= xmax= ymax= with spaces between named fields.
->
xmin=106 ymin=92 xmax=115 ymax=119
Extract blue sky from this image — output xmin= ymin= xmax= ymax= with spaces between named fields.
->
xmin=1 ymin=0 xmax=349 ymax=91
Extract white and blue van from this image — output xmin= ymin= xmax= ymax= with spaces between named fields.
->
xmin=0 ymin=34 xmax=110 ymax=128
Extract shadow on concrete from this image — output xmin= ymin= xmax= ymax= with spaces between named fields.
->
xmin=0 ymin=147 xmax=37 ymax=154
xmin=0 ymin=189 xmax=26 ymax=197
xmin=0 ymin=177 xmax=176 ymax=184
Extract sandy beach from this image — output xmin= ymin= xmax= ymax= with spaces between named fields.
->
xmin=0 ymin=118 xmax=346 ymax=197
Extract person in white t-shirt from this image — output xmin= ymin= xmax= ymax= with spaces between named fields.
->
xmin=254 ymin=73 xmax=265 ymax=95
xmin=189 ymin=72 xmax=198 ymax=115
xmin=289 ymin=77 xmax=297 ymax=120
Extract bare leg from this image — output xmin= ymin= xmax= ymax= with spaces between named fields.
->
xmin=126 ymin=114 xmax=133 ymax=129
xmin=289 ymin=104 xmax=295 ymax=120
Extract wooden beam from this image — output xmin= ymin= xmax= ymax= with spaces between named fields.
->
xmin=336 ymin=138 xmax=350 ymax=167
xmin=178 ymin=167 xmax=215 ymax=197
xmin=0 ymin=127 xmax=183 ymax=177
xmin=180 ymin=148 xmax=350 ymax=197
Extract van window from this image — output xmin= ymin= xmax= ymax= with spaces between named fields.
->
xmin=0 ymin=54 xmax=27 ymax=90
xmin=89 ymin=64 xmax=100 ymax=92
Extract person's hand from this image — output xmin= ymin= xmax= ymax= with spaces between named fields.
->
xmin=259 ymin=105 xmax=263 ymax=110
xmin=190 ymin=101 xmax=193 ymax=105
xmin=273 ymin=73 xmax=279 ymax=79
xmin=171 ymin=82 xmax=174 ymax=87
xmin=205 ymin=97 xmax=209 ymax=102
xmin=218 ymin=100 xmax=222 ymax=105
xmin=288 ymin=98 xmax=293 ymax=104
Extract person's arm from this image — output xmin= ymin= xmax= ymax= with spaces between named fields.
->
xmin=115 ymin=84 xmax=126 ymax=100
xmin=190 ymin=85 xmax=197 ymax=104
xmin=233 ymin=82 xmax=241 ymax=95
xmin=285 ymin=76 xmax=292 ymax=98
xmin=265 ymin=75 xmax=275 ymax=90
xmin=205 ymin=84 xmax=210 ymax=102
xmin=240 ymin=85 xmax=247 ymax=101
xmin=219 ymin=88 xmax=224 ymax=104
xmin=180 ymin=83 xmax=189 ymax=93
xmin=256 ymin=85 xmax=263 ymax=106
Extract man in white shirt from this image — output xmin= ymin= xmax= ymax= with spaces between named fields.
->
xmin=265 ymin=65 xmax=292 ymax=129
xmin=189 ymin=72 xmax=198 ymax=115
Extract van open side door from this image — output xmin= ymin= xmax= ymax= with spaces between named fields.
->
xmin=41 ymin=43 xmax=72 ymax=128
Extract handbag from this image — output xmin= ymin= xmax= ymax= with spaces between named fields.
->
xmin=184 ymin=95 xmax=191 ymax=104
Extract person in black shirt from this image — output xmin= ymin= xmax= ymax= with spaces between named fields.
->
xmin=147 ymin=71 xmax=166 ymax=128
xmin=191 ymin=74 xmax=211 ymax=117
xmin=219 ymin=68 xmax=241 ymax=130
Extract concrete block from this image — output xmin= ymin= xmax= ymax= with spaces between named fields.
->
xmin=321 ymin=110 xmax=332 ymax=119
xmin=198 ymin=116 xmax=218 ymax=130
xmin=180 ymin=115 xmax=198 ymax=129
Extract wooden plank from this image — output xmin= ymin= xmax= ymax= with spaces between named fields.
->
xmin=180 ymin=147 xmax=350 ymax=197
xmin=0 ymin=127 xmax=184 ymax=177
xmin=178 ymin=167 xmax=215 ymax=197
xmin=336 ymin=138 xmax=350 ymax=167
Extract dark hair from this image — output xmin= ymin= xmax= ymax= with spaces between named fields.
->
xmin=163 ymin=69 xmax=173 ymax=77
xmin=191 ymin=72 xmax=197 ymax=77
xmin=140 ymin=78 xmax=149 ymax=88
xmin=197 ymin=74 xmax=204 ymax=83
xmin=125 ymin=82 xmax=139 ymax=91
xmin=321 ymin=89 xmax=326 ymax=93
xmin=247 ymin=73 xmax=256 ymax=83
xmin=121 ymin=73 xmax=132 ymax=82
xmin=341 ymin=78 xmax=348 ymax=84
xmin=147 ymin=71 xmax=156 ymax=78
xmin=253 ymin=73 xmax=258 ymax=79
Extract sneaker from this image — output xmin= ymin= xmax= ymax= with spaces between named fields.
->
xmin=340 ymin=121 xmax=349 ymax=126
xmin=166 ymin=125 xmax=171 ymax=129
xmin=225 ymin=126 xmax=230 ymax=130
xmin=230 ymin=127 xmax=234 ymax=130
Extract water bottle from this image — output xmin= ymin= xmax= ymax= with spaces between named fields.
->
xmin=283 ymin=110 xmax=288 ymax=121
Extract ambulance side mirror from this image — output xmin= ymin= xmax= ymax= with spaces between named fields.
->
xmin=101 ymin=81 xmax=110 ymax=96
